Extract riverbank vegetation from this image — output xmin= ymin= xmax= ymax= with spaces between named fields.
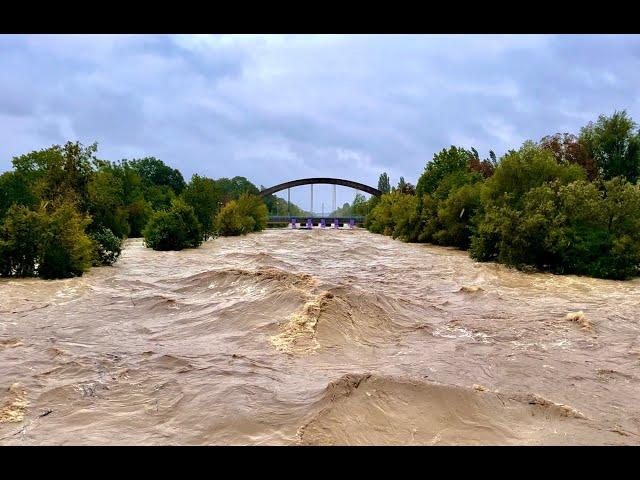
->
xmin=0 ymin=143 xmax=278 ymax=278
xmin=363 ymin=110 xmax=640 ymax=279
xmin=3 ymin=110 xmax=639 ymax=280
xmin=215 ymin=194 xmax=269 ymax=236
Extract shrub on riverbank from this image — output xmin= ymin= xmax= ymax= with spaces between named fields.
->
xmin=0 ymin=202 xmax=95 ymax=279
xmin=366 ymin=111 xmax=640 ymax=280
xmin=470 ymin=178 xmax=640 ymax=279
xmin=38 ymin=202 xmax=95 ymax=279
xmin=0 ymin=204 xmax=44 ymax=277
xmin=0 ymin=142 xmax=280 ymax=276
xmin=215 ymin=194 xmax=268 ymax=236
xmin=143 ymin=199 xmax=203 ymax=251
xmin=365 ymin=190 xmax=418 ymax=240
xmin=90 ymin=227 xmax=123 ymax=266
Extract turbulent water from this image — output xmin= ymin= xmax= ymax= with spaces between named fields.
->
xmin=1 ymin=229 xmax=640 ymax=445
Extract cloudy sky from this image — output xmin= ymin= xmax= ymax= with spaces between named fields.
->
xmin=1 ymin=34 xmax=639 ymax=211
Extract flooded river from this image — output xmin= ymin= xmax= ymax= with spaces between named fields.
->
xmin=1 ymin=229 xmax=639 ymax=445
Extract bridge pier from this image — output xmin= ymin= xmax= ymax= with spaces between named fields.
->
xmin=269 ymin=216 xmax=365 ymax=228
xmin=332 ymin=184 xmax=336 ymax=214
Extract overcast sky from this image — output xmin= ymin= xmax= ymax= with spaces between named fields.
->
xmin=1 ymin=34 xmax=639 ymax=211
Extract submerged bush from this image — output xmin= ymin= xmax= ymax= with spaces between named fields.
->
xmin=90 ymin=227 xmax=123 ymax=266
xmin=365 ymin=191 xmax=419 ymax=241
xmin=0 ymin=204 xmax=44 ymax=277
xmin=143 ymin=199 xmax=203 ymax=251
xmin=39 ymin=202 xmax=94 ymax=279
xmin=470 ymin=178 xmax=640 ymax=279
xmin=369 ymin=138 xmax=640 ymax=279
xmin=1 ymin=202 xmax=98 ymax=279
xmin=215 ymin=194 xmax=268 ymax=236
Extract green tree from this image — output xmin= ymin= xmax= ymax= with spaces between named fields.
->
xmin=579 ymin=110 xmax=640 ymax=182
xmin=0 ymin=171 xmax=37 ymax=220
xmin=480 ymin=141 xmax=585 ymax=210
xmin=119 ymin=163 xmax=152 ymax=237
xmin=365 ymin=190 xmax=419 ymax=240
xmin=128 ymin=157 xmax=186 ymax=194
xmin=433 ymin=182 xmax=483 ymax=249
xmin=377 ymin=172 xmax=391 ymax=194
xmin=181 ymin=174 xmax=222 ymax=239
xmin=0 ymin=204 xmax=44 ymax=277
xmin=352 ymin=193 xmax=368 ymax=216
xmin=396 ymin=177 xmax=416 ymax=195
xmin=214 ymin=176 xmax=260 ymax=204
xmin=215 ymin=194 xmax=268 ymax=236
xmin=471 ymin=178 xmax=640 ymax=279
xmin=261 ymin=192 xmax=308 ymax=217
xmin=12 ymin=142 xmax=97 ymax=210
xmin=143 ymin=199 xmax=202 ymax=251
xmin=90 ymin=227 xmax=123 ymax=266
xmin=87 ymin=167 xmax=130 ymax=238
xmin=39 ymin=202 xmax=94 ymax=279
xmin=416 ymin=146 xmax=472 ymax=197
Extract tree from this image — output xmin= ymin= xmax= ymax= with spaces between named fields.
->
xmin=377 ymin=172 xmax=391 ymax=194
xmin=143 ymin=199 xmax=203 ymax=251
xmin=352 ymin=193 xmax=368 ymax=216
xmin=90 ymin=227 xmax=123 ymax=266
xmin=38 ymin=202 xmax=94 ymax=279
xmin=0 ymin=204 xmax=44 ymax=277
xmin=119 ymin=163 xmax=152 ymax=237
xmin=540 ymin=133 xmax=598 ymax=180
xmin=416 ymin=146 xmax=474 ymax=196
xmin=11 ymin=142 xmax=97 ymax=211
xmin=261 ymin=192 xmax=308 ymax=217
xmin=470 ymin=178 xmax=640 ymax=279
xmin=468 ymin=148 xmax=497 ymax=178
xmin=480 ymin=141 xmax=585 ymax=210
xmin=214 ymin=176 xmax=261 ymax=204
xmin=365 ymin=190 xmax=419 ymax=240
xmin=0 ymin=171 xmax=37 ymax=220
xmin=433 ymin=183 xmax=483 ymax=249
xmin=181 ymin=174 xmax=222 ymax=240
xmin=579 ymin=110 xmax=640 ymax=182
xmin=396 ymin=177 xmax=416 ymax=195
xmin=87 ymin=167 xmax=130 ymax=238
xmin=214 ymin=194 xmax=268 ymax=236
xmin=127 ymin=157 xmax=186 ymax=194
xmin=396 ymin=176 xmax=416 ymax=195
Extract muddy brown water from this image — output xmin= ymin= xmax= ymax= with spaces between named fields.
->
xmin=1 ymin=229 xmax=639 ymax=445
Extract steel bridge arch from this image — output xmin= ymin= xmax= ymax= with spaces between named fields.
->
xmin=259 ymin=177 xmax=382 ymax=198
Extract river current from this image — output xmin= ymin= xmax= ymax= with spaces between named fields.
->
xmin=1 ymin=228 xmax=639 ymax=444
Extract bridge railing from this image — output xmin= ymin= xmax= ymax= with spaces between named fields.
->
xmin=267 ymin=216 xmax=365 ymax=223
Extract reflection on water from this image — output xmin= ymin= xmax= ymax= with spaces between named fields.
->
xmin=1 ymin=229 xmax=639 ymax=444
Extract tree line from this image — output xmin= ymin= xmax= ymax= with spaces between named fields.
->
xmin=363 ymin=110 xmax=640 ymax=280
xmin=0 ymin=143 xmax=287 ymax=279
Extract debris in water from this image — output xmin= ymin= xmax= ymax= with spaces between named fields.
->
xmin=459 ymin=285 xmax=484 ymax=294
xmin=0 ymin=383 xmax=29 ymax=423
xmin=565 ymin=311 xmax=593 ymax=332
xmin=0 ymin=339 xmax=24 ymax=351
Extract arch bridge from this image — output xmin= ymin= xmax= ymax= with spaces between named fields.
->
xmin=259 ymin=177 xmax=380 ymax=226
xmin=259 ymin=177 xmax=382 ymax=198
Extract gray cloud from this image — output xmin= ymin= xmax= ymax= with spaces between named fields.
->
xmin=1 ymin=34 xmax=639 ymax=209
